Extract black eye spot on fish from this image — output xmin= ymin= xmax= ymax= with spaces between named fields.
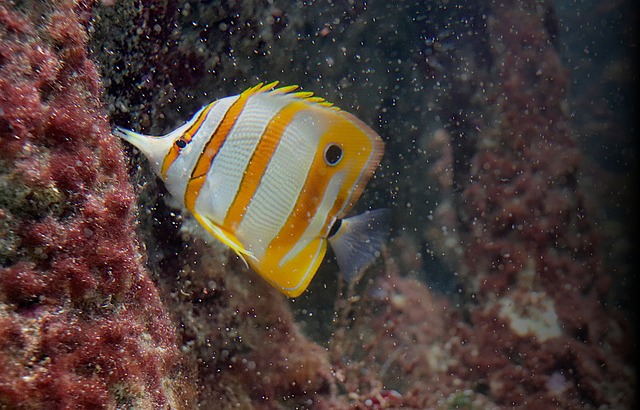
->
xmin=324 ymin=143 xmax=343 ymax=166
xmin=175 ymin=139 xmax=187 ymax=149
xmin=328 ymin=218 xmax=342 ymax=238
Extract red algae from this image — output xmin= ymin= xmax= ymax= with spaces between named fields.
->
xmin=314 ymin=1 xmax=634 ymax=408
xmin=425 ymin=0 xmax=636 ymax=408
xmin=0 ymin=1 xmax=193 ymax=408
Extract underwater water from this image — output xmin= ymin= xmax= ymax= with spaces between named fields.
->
xmin=0 ymin=0 xmax=636 ymax=409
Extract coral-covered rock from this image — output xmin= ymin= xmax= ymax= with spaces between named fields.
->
xmin=0 ymin=1 xmax=192 ymax=408
xmin=138 ymin=221 xmax=334 ymax=408
xmin=431 ymin=0 xmax=636 ymax=408
xmin=315 ymin=1 xmax=635 ymax=408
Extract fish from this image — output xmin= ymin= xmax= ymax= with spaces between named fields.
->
xmin=115 ymin=82 xmax=389 ymax=297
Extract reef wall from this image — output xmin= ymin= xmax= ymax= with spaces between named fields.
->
xmin=0 ymin=1 xmax=191 ymax=407
xmin=445 ymin=0 xmax=633 ymax=404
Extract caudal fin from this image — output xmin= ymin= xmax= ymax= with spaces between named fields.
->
xmin=328 ymin=208 xmax=391 ymax=283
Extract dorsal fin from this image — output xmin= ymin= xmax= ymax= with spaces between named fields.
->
xmin=243 ymin=81 xmax=340 ymax=110
xmin=239 ymin=81 xmax=281 ymax=97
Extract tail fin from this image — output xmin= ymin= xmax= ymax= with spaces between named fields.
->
xmin=328 ymin=208 xmax=391 ymax=283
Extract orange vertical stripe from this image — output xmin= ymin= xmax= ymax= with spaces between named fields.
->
xmin=223 ymin=101 xmax=306 ymax=230
xmin=160 ymin=102 xmax=216 ymax=179
xmin=263 ymin=143 xmax=333 ymax=262
xmin=264 ymin=109 xmax=380 ymax=265
xmin=183 ymin=92 xmax=253 ymax=212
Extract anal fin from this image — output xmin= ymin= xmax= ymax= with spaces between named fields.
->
xmin=259 ymin=237 xmax=327 ymax=298
xmin=193 ymin=213 xmax=256 ymax=266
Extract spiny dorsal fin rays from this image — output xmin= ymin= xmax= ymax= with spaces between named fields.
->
xmin=238 ymin=81 xmax=281 ymax=98
xmin=244 ymin=81 xmax=340 ymax=110
xmin=289 ymin=90 xmax=337 ymax=109
xmin=305 ymin=96 xmax=329 ymax=104
xmin=271 ymin=84 xmax=298 ymax=94
xmin=291 ymin=91 xmax=314 ymax=99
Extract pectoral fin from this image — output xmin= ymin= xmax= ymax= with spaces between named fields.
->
xmin=328 ymin=208 xmax=390 ymax=283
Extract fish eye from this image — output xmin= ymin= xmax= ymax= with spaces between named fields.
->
xmin=175 ymin=139 xmax=187 ymax=149
xmin=324 ymin=143 xmax=343 ymax=166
